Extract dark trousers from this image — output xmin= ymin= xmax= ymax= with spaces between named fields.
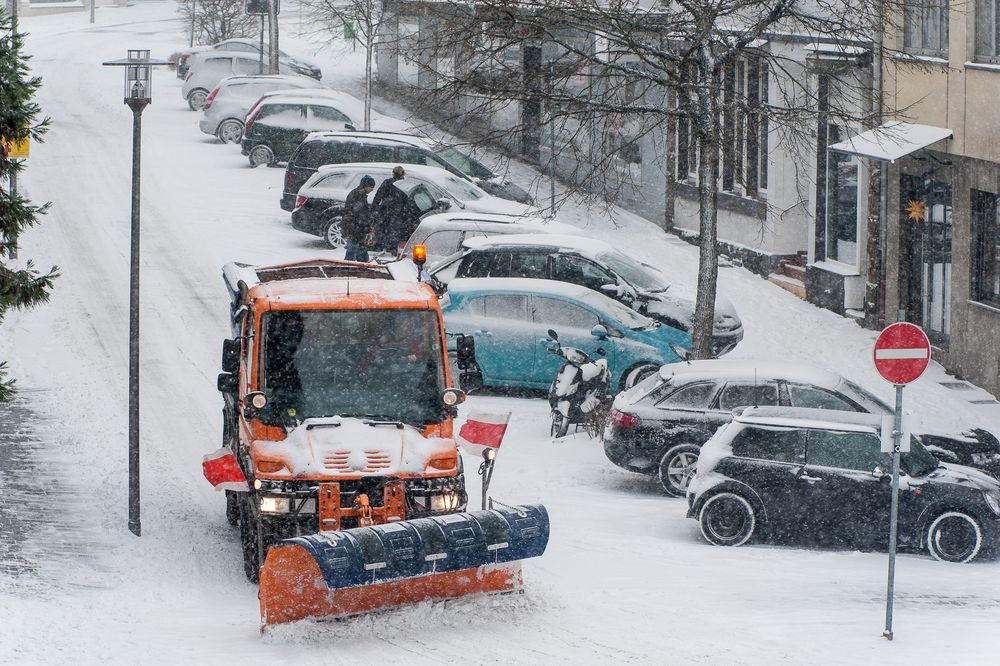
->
xmin=345 ymin=239 xmax=369 ymax=262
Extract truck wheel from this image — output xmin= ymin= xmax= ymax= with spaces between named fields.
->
xmin=225 ymin=490 xmax=239 ymax=527
xmin=239 ymin=496 xmax=261 ymax=583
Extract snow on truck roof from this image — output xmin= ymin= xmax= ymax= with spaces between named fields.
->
xmin=658 ymin=359 xmax=845 ymax=388
xmin=251 ymin=278 xmax=438 ymax=310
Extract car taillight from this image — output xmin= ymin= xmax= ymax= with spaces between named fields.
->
xmin=244 ymin=109 xmax=260 ymax=134
xmin=294 ymin=195 xmax=307 ymax=209
xmin=610 ymin=410 xmax=639 ymax=429
xmin=284 ymin=169 xmax=294 ymax=189
xmin=203 ymin=85 xmax=220 ymax=110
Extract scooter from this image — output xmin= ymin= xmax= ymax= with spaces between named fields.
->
xmin=545 ymin=329 xmax=612 ymax=438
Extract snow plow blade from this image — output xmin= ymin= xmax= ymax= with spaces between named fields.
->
xmin=259 ymin=504 xmax=549 ymax=627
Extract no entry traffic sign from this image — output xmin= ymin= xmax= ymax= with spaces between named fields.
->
xmin=874 ymin=323 xmax=930 ymax=385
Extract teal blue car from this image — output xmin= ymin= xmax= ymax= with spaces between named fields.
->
xmin=441 ymin=278 xmax=692 ymax=391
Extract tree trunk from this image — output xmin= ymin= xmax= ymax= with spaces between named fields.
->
xmin=692 ymin=128 xmax=720 ymax=359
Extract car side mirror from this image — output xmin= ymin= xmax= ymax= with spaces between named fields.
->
xmin=591 ymin=324 xmax=609 ymax=339
xmin=872 ymin=466 xmax=888 ymax=481
xmin=217 ymin=372 xmax=238 ymax=395
xmin=221 ymin=338 xmax=240 ymax=374
xmin=600 ymin=283 xmax=622 ymax=297
xmin=435 ymin=198 xmax=452 ymax=210
xmin=344 ymin=123 xmax=356 ymax=131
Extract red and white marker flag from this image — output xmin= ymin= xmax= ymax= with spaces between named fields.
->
xmin=457 ymin=412 xmax=511 ymax=456
xmin=202 ymin=448 xmax=249 ymax=492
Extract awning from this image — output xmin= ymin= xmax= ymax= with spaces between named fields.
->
xmin=829 ymin=121 xmax=952 ymax=162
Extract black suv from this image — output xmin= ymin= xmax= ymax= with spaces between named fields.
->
xmin=604 ymin=359 xmax=1000 ymax=497
xmin=687 ymin=407 xmax=1000 ymax=563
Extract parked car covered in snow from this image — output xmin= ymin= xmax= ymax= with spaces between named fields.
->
xmin=241 ymin=97 xmax=359 ymax=166
xmin=687 ymin=406 xmax=1000 ymax=563
xmin=174 ymin=38 xmax=321 ymax=80
xmin=401 ymin=212 xmax=580 ymax=263
xmin=429 ymin=234 xmax=743 ymax=357
xmin=604 ymin=359 xmax=1000 ymax=497
xmin=182 ymin=52 xmax=308 ymax=111
xmin=441 ymin=278 xmax=691 ymax=392
xmin=290 ymin=163 xmax=536 ymax=248
xmin=280 ymin=131 xmax=531 ymax=211
xmin=198 ymin=75 xmax=326 ymax=143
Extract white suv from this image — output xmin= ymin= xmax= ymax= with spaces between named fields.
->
xmin=198 ymin=75 xmax=325 ymax=143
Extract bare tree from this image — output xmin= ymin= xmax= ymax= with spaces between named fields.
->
xmin=301 ymin=0 xmax=387 ymax=130
xmin=389 ymin=0 xmax=898 ymax=358
xmin=177 ymin=0 xmax=260 ymax=45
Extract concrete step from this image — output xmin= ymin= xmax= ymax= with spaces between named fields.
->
xmin=767 ymin=272 xmax=806 ymax=299
xmin=780 ymin=262 xmax=806 ymax=281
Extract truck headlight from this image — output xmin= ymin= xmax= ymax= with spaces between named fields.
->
xmin=984 ymin=491 xmax=1000 ymax=517
xmin=430 ymin=491 xmax=460 ymax=513
xmin=260 ymin=496 xmax=290 ymax=513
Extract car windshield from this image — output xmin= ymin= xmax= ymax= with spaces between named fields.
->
xmin=260 ymin=309 xmax=445 ymax=426
xmin=901 ymin=440 xmax=941 ymax=477
xmin=578 ymin=291 xmax=656 ymax=330
xmin=437 ymin=173 xmax=485 ymax=202
xmin=596 ymin=251 xmax=671 ymax=292
xmin=434 ymin=147 xmax=495 ymax=180
xmin=841 ymin=379 xmax=893 ymax=414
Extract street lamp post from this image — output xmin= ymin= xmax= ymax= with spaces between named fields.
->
xmin=102 ymin=50 xmax=170 ymax=537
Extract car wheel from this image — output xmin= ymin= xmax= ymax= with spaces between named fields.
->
xmin=248 ymin=145 xmax=274 ymax=168
xmin=187 ymin=88 xmax=209 ymax=111
xmin=550 ymin=411 xmax=570 ymax=438
xmin=216 ymin=118 xmax=244 ymax=144
xmin=658 ymin=444 xmax=700 ymax=497
xmin=699 ymin=492 xmax=756 ymax=547
xmin=324 ymin=216 xmax=345 ymax=249
xmin=622 ymin=363 xmax=658 ymax=391
xmin=926 ymin=511 xmax=983 ymax=563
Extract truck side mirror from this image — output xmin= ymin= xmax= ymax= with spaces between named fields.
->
xmin=222 ymin=338 xmax=240 ymax=374
xmin=217 ymin=372 xmax=238 ymax=395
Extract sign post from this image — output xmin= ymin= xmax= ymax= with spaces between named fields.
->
xmin=873 ymin=322 xmax=930 ymax=641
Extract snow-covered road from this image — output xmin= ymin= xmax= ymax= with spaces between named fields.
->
xmin=2 ymin=3 xmax=999 ymax=663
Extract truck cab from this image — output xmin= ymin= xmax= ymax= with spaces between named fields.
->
xmin=217 ymin=259 xmax=467 ymax=581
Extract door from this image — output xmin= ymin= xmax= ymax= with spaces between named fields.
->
xmin=464 ymin=294 xmax=534 ymax=383
xmin=900 ymin=176 xmax=952 ymax=345
xmin=530 ymin=295 xmax=613 ymax=385
xmin=725 ymin=426 xmax=808 ymax=536
xmin=801 ymin=430 xmax=892 ymax=548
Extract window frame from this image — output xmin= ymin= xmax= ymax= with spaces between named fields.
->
xmin=972 ymin=189 xmax=1000 ymax=308
xmin=903 ymin=0 xmax=950 ymax=57
xmin=976 ymin=0 xmax=1000 ymax=62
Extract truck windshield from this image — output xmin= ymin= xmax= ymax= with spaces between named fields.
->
xmin=260 ymin=309 xmax=445 ymax=426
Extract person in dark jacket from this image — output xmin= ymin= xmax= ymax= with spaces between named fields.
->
xmin=342 ymin=175 xmax=376 ymax=262
xmin=372 ymin=166 xmax=408 ymax=253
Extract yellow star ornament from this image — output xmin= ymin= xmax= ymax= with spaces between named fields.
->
xmin=905 ymin=199 xmax=927 ymax=222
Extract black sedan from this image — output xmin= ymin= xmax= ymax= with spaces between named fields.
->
xmin=687 ymin=407 xmax=1000 ymax=563
xmin=604 ymin=359 xmax=1000 ymax=497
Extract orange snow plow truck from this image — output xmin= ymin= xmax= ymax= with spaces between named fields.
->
xmin=213 ymin=259 xmax=549 ymax=628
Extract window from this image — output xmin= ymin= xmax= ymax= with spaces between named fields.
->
xmin=972 ymin=190 xmax=1000 ymax=307
xmin=356 ymin=144 xmax=394 ymax=163
xmin=295 ymin=141 xmax=347 ymax=169
xmin=552 ymin=255 xmax=617 ymax=292
xmin=457 ymin=252 xmax=496 ymax=278
xmin=730 ymin=427 xmax=806 ymax=464
xmin=976 ymin=0 xmax=1000 ymax=61
xmin=308 ymin=105 xmax=351 ymax=128
xmin=717 ymin=383 xmax=779 ymax=411
xmin=826 ymin=126 xmax=859 ymax=265
xmin=676 ymin=56 xmax=767 ymax=195
xmin=257 ymin=104 xmax=304 ymax=125
xmin=657 ymin=382 xmax=717 ymax=409
xmin=233 ymin=58 xmax=261 ymax=75
xmin=422 ymin=231 xmax=465 ymax=257
xmin=509 ymin=252 xmax=548 ymax=279
xmin=410 ymin=186 xmax=437 ymax=213
xmin=806 ymin=430 xmax=887 ymax=472
xmin=315 ymin=172 xmax=348 ymax=190
xmin=787 ymin=385 xmax=859 ymax=411
xmin=482 ymin=295 xmax=528 ymax=320
xmin=904 ymin=0 xmax=949 ymax=55
xmin=531 ymin=297 xmax=600 ymax=330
